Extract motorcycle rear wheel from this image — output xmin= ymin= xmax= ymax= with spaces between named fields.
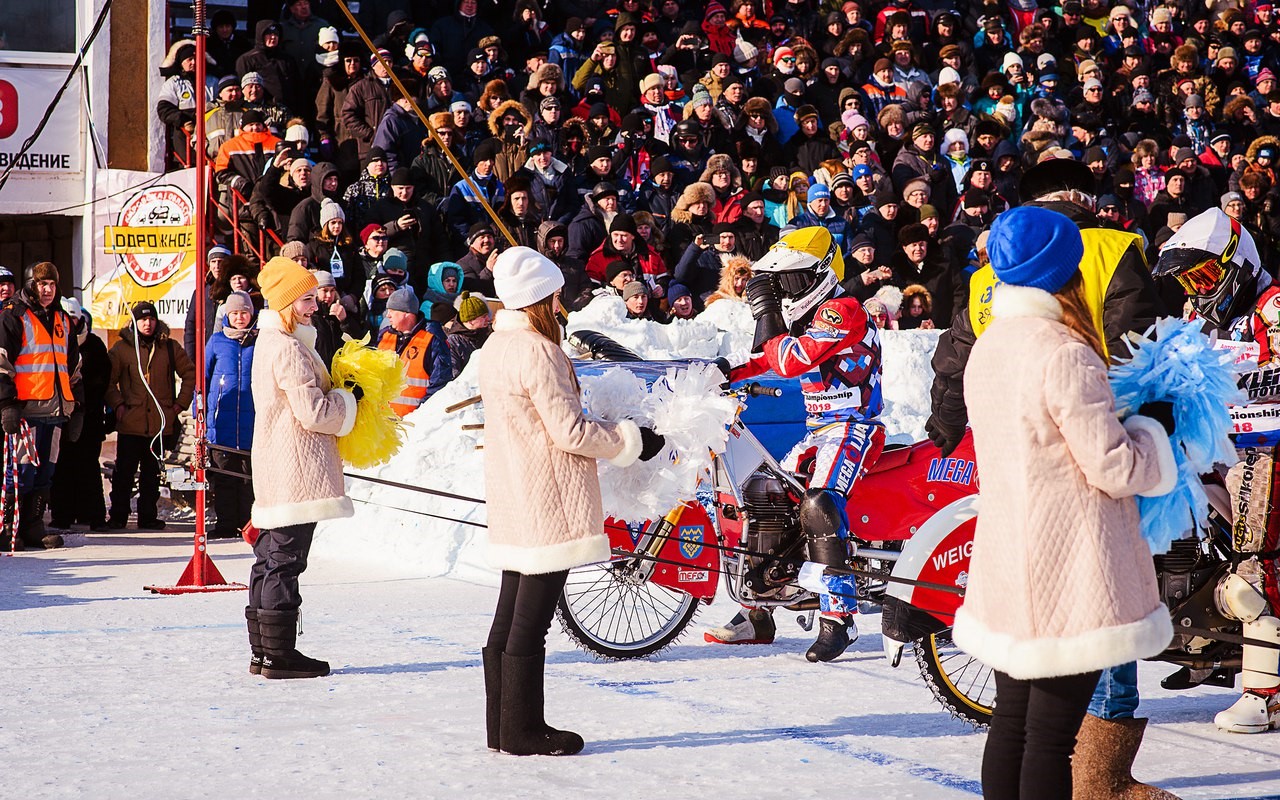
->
xmin=915 ymin=630 xmax=994 ymax=729
xmin=557 ymin=560 xmax=700 ymax=659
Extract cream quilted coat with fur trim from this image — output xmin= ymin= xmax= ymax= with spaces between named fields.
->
xmin=479 ymin=310 xmax=642 ymax=575
xmin=250 ymin=310 xmax=356 ymax=530
xmin=952 ymin=285 xmax=1176 ymax=680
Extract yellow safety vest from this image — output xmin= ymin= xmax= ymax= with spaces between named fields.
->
xmin=967 ymin=227 xmax=1145 ymax=361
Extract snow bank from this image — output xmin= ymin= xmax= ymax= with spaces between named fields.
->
xmin=313 ymin=300 xmax=940 ymax=578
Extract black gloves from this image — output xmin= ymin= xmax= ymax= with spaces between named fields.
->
xmin=65 ymin=409 xmax=85 ymax=443
xmin=745 ymin=274 xmax=782 ymax=321
xmin=745 ymin=274 xmax=788 ymax=354
xmin=638 ymin=426 xmax=666 ymax=461
xmin=925 ymin=413 xmax=964 ymax=458
xmin=712 ymin=357 xmax=732 ymax=389
xmin=1 ymin=404 xmax=21 ymax=436
xmin=346 ymin=382 xmax=364 ymax=401
xmin=1137 ymin=401 xmax=1175 ymax=435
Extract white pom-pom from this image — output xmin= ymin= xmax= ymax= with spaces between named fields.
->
xmin=581 ymin=362 xmax=739 ymax=523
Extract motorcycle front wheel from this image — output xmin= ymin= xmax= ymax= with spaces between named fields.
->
xmin=915 ymin=630 xmax=995 ymax=729
xmin=557 ymin=559 xmax=700 ymax=659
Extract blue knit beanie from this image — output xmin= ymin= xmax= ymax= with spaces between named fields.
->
xmin=987 ymin=206 xmax=1083 ymax=293
xmin=807 ymin=182 xmax=831 ymax=203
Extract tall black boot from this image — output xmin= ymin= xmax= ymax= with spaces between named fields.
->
xmin=245 ymin=606 xmax=264 ymax=675
xmin=499 ymin=652 xmax=584 ymax=756
xmin=257 ymin=608 xmax=330 ymax=679
xmin=32 ymin=490 xmax=61 ymax=549
xmin=17 ymin=492 xmax=61 ymax=549
xmin=483 ymin=647 xmax=502 ymax=751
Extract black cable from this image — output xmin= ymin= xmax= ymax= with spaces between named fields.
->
xmin=0 ymin=0 xmax=113 ymax=192
xmin=349 ymin=496 xmax=487 ymax=528
xmin=342 ymin=471 xmax=485 ymax=505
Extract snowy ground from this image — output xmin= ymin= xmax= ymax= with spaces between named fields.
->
xmin=4 ymin=528 xmax=1279 ymax=799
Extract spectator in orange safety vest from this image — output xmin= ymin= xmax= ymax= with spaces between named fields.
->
xmin=376 ymin=286 xmax=452 ymax=417
xmin=0 ymin=261 xmax=82 ymax=550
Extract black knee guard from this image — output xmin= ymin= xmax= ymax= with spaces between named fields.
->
xmin=798 ymin=488 xmax=851 ymax=568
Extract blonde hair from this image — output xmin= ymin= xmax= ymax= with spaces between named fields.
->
xmin=1054 ymin=273 xmax=1105 ymax=361
xmin=278 ymin=305 xmax=301 ymax=334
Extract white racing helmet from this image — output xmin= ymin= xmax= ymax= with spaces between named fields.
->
xmin=753 ymin=227 xmax=844 ymax=327
xmin=1156 ymin=208 xmax=1269 ymax=327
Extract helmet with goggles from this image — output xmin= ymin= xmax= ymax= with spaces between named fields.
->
xmin=1155 ymin=208 xmax=1268 ymax=328
xmin=752 ymin=227 xmax=845 ymax=328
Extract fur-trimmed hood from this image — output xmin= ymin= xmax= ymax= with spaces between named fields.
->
xmin=714 ymin=255 xmax=752 ymax=300
xmin=1246 ymin=134 xmax=1280 ymax=162
xmin=488 ymin=98 xmax=534 ymax=139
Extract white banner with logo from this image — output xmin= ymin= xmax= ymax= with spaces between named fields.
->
xmin=90 ymin=168 xmax=198 ymax=330
xmin=0 ymin=64 xmax=83 ymax=173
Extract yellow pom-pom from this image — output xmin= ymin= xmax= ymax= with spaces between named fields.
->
xmin=330 ymin=335 xmax=408 ymax=468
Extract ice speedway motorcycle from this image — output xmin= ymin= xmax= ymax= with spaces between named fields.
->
xmin=556 ymin=337 xmax=1257 ymax=728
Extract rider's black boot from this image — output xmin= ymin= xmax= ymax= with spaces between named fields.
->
xmin=806 ymin=616 xmax=855 ymax=663
xmin=1161 ymin=666 xmax=1237 ymax=691
xmin=499 ymin=651 xmax=584 ymax=756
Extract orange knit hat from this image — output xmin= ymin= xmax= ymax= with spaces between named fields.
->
xmin=258 ymin=255 xmax=317 ymax=311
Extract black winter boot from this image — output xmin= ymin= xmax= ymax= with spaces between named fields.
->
xmin=805 ymin=616 xmax=856 ymax=663
xmin=499 ymin=652 xmax=584 ymax=756
xmin=26 ymin=490 xmax=61 ymax=549
xmin=245 ymin=606 xmax=264 ymax=675
xmin=257 ymin=608 xmax=330 ymax=679
xmin=483 ymin=647 xmax=502 ymax=750
xmin=17 ymin=493 xmax=44 ymax=548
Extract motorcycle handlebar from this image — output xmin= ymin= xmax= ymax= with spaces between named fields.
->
xmin=745 ymin=383 xmax=783 ymax=398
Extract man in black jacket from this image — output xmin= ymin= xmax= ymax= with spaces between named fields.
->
xmin=927 ymin=159 xmax=1163 ymax=456
xmin=235 ymin=21 xmax=302 ymax=115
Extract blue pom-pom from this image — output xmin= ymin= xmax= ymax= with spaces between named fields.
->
xmin=1110 ymin=318 xmax=1246 ymax=553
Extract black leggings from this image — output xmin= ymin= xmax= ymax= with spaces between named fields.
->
xmin=982 ymin=669 xmax=1101 ymax=800
xmin=486 ymin=570 xmax=569 ymax=657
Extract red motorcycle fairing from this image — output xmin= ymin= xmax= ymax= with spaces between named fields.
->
xmin=848 ymin=432 xmax=979 ymax=542
xmin=604 ymin=503 xmax=720 ymax=601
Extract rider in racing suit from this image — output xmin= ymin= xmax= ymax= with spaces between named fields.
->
xmin=706 ymin=226 xmax=885 ymax=663
xmin=1156 ymin=207 xmax=1280 ymax=734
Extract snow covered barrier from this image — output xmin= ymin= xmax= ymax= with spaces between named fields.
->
xmin=313 ymin=299 xmax=941 ymax=579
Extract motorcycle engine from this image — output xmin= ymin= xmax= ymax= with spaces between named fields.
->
xmin=741 ymin=472 xmax=805 ymax=594
xmin=1153 ymin=538 xmax=1234 ymax=655
xmin=743 ymin=473 xmax=800 ymax=553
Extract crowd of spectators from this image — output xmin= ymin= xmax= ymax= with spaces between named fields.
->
xmin=164 ymin=0 xmax=1280 ymax=329
xmin=148 ymin=0 xmax=1280 ymax=531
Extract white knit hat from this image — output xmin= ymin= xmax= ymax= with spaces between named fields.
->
xmin=733 ymin=38 xmax=759 ymax=64
xmin=937 ymin=66 xmax=961 ymax=86
xmin=318 ymin=26 xmax=340 ymax=46
xmin=286 ymin=123 xmax=311 ymax=147
xmin=493 ymin=246 xmax=564 ymax=309
xmin=1002 ymin=52 xmax=1023 ymax=72
xmin=320 ymin=198 xmax=345 ymax=227
xmin=942 ymin=127 xmax=969 ymax=152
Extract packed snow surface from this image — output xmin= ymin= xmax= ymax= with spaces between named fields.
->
xmin=6 ymin=302 xmax=1279 ymax=798
xmin=2 ymin=532 xmax=1275 ymax=799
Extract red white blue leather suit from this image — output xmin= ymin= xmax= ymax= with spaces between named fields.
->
xmin=731 ymin=293 xmax=885 ymax=613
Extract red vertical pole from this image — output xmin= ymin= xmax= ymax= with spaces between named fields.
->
xmin=143 ymin=0 xmax=243 ymax=594
xmin=193 ymin=0 xmax=210 ymax=585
